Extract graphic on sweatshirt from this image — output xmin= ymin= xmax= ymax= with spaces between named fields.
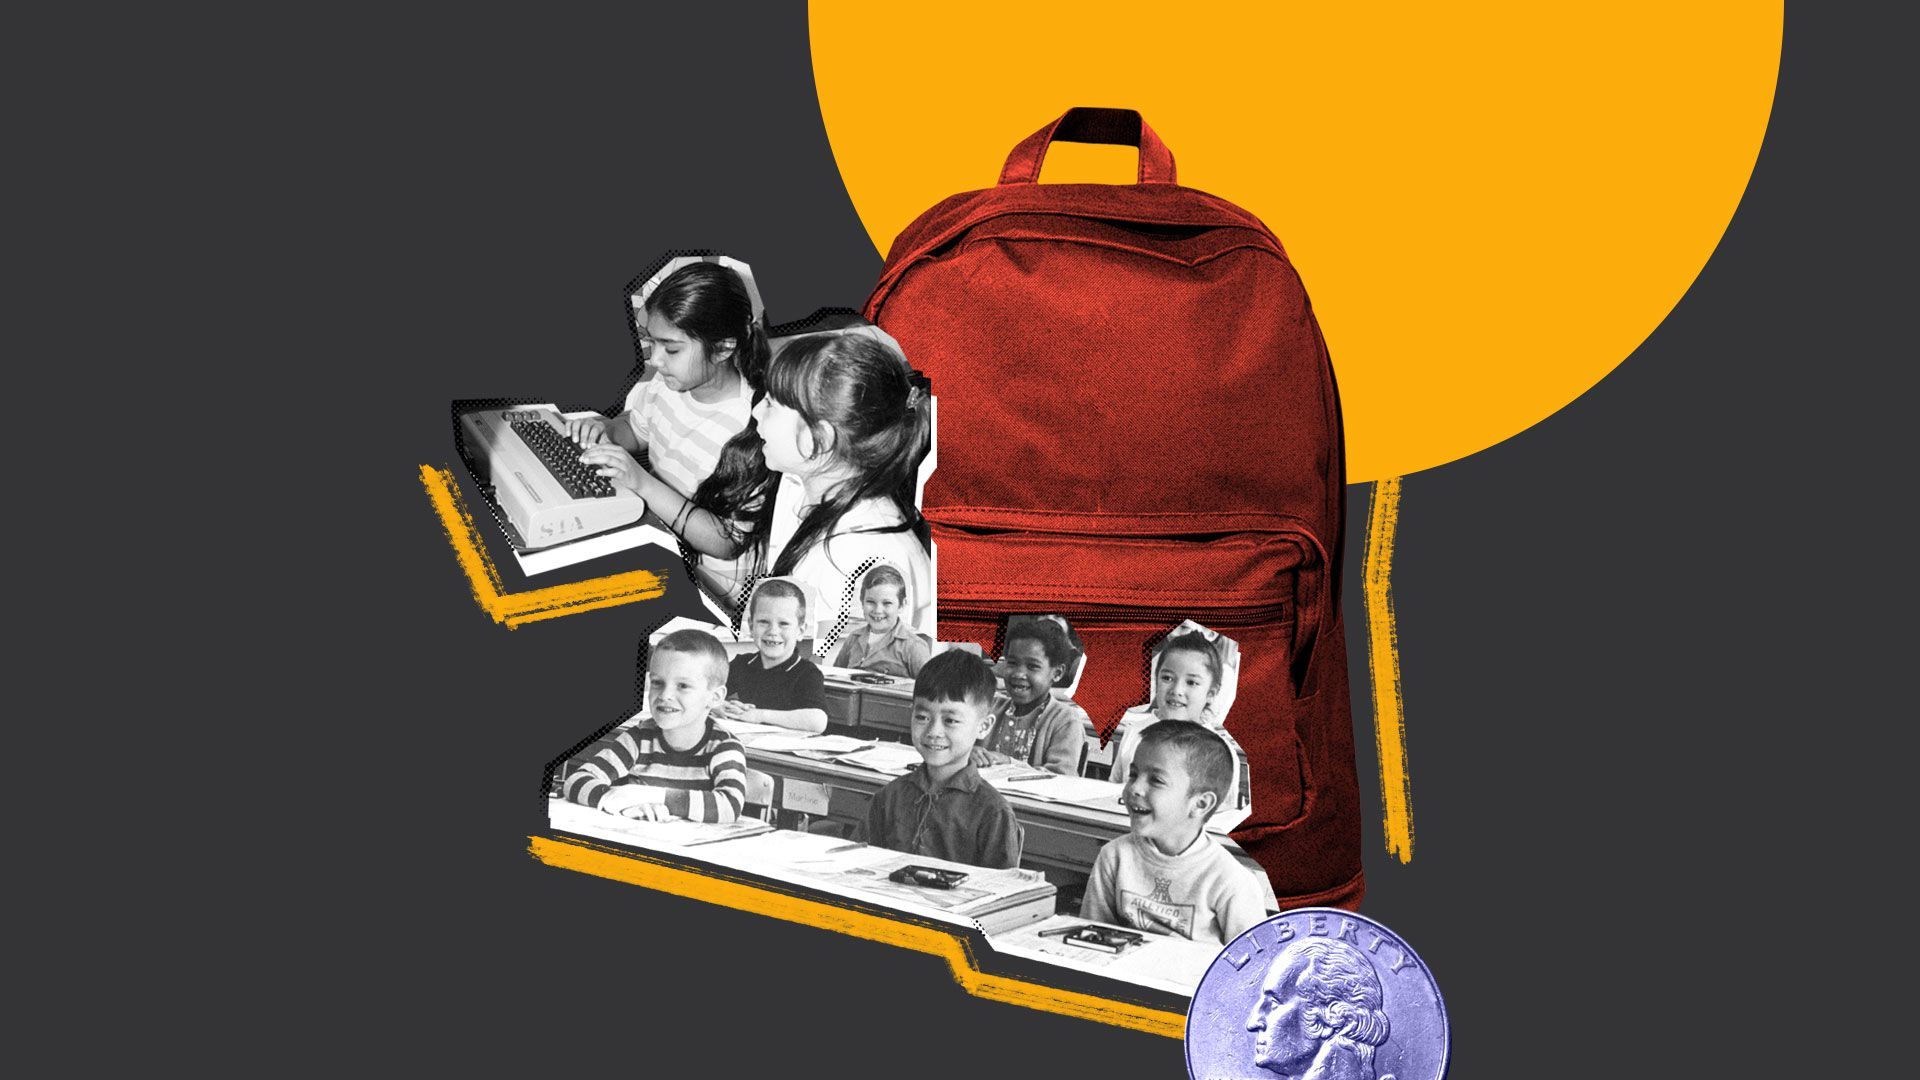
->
xmin=1119 ymin=875 xmax=1195 ymax=939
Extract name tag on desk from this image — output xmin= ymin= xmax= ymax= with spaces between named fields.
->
xmin=780 ymin=778 xmax=832 ymax=816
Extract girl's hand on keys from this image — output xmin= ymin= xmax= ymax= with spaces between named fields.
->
xmin=567 ymin=415 xmax=611 ymax=445
xmin=579 ymin=445 xmax=645 ymax=495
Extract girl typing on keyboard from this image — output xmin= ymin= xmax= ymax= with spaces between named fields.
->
xmin=576 ymin=258 xmax=932 ymax=651
xmin=571 ymin=257 xmax=769 ymax=601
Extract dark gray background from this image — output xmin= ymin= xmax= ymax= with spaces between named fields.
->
xmin=21 ymin=5 xmax=1903 ymax=1075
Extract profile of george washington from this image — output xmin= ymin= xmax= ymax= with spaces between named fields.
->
xmin=1244 ymin=938 xmax=1394 ymax=1080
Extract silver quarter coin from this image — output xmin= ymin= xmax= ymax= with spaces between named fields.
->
xmin=1186 ymin=908 xmax=1448 ymax=1080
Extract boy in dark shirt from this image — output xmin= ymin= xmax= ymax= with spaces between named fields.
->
xmin=722 ymin=578 xmax=829 ymax=733
xmin=864 ymin=650 xmax=1021 ymax=869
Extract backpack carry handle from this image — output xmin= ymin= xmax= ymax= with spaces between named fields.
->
xmin=998 ymin=107 xmax=1177 ymax=186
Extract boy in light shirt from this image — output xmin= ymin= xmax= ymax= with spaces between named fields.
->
xmin=1082 ymin=721 xmax=1269 ymax=946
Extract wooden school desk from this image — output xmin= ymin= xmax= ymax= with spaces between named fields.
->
xmin=818 ymin=666 xmax=1117 ymax=773
xmin=547 ymin=798 xmax=1054 ymax=929
xmin=743 ymin=745 xmax=1262 ymax=886
xmin=544 ymin=798 xmax=1222 ymax=1002
xmin=992 ymin=914 xmax=1222 ymax=998
xmin=817 ymin=665 xmax=907 ymax=735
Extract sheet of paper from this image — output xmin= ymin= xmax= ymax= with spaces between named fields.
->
xmin=988 ymin=914 xmax=1218 ymax=996
xmin=785 ymin=851 xmax=1042 ymax=913
xmin=730 ymin=730 xmax=801 ymax=749
xmin=770 ymin=841 xmax=899 ymax=876
xmin=749 ymin=733 xmax=874 ymax=754
xmin=711 ymin=829 xmax=875 ymax=868
xmin=718 ymin=718 xmax=787 ymax=740
xmin=994 ymin=917 xmax=1133 ymax=969
xmin=830 ymin=742 xmax=924 ymax=774
xmin=547 ymin=799 xmax=772 ymax=849
xmin=997 ymin=773 xmax=1125 ymax=805
xmin=976 ymin=762 xmax=1056 ymax=784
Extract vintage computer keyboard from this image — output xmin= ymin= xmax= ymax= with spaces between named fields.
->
xmin=458 ymin=405 xmax=649 ymax=549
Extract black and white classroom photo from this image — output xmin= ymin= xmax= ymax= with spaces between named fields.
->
xmin=549 ymin=604 xmax=1279 ymax=997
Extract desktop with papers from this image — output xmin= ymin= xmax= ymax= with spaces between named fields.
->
xmin=545 ymin=798 xmax=1225 ymax=999
xmin=547 ymin=798 xmax=1055 ymax=935
xmin=707 ymin=731 xmax=1260 ymax=884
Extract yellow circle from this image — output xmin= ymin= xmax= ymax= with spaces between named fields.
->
xmin=810 ymin=3 xmax=1781 ymax=480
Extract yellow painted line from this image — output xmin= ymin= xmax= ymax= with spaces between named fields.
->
xmin=419 ymin=465 xmax=670 ymax=628
xmin=1363 ymin=476 xmax=1414 ymax=862
xmin=529 ymin=834 xmax=1188 ymax=1037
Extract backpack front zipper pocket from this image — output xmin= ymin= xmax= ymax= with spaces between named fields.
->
xmin=931 ymin=517 xmax=1330 ymax=833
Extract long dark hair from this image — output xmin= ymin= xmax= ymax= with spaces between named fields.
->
xmin=664 ymin=263 xmax=775 ymax=558
xmin=766 ymin=332 xmax=931 ymax=577
xmin=641 ymin=262 xmax=770 ymax=387
xmin=690 ymin=423 xmax=777 ymax=560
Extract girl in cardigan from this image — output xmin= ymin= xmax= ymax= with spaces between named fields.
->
xmin=978 ymin=615 xmax=1088 ymax=776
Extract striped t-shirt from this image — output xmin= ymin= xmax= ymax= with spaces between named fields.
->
xmin=622 ymin=375 xmax=754 ymax=499
xmin=562 ymin=718 xmax=747 ymax=823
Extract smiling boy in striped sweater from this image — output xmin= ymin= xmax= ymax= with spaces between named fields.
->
xmin=562 ymin=629 xmax=747 ymax=822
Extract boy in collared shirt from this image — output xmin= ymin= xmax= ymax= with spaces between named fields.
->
xmin=831 ymin=562 xmax=930 ymax=678
xmin=863 ymin=650 xmax=1021 ymax=869
xmin=722 ymin=578 xmax=829 ymax=733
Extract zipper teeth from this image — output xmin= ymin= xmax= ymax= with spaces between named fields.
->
xmin=875 ymin=207 xmax=1282 ymax=302
xmin=932 ymin=527 xmax=1316 ymax=628
xmin=946 ymin=215 xmax=1274 ymax=259
xmin=940 ymin=601 xmax=1289 ymax=629
xmin=930 ymin=524 xmax=1294 ymax=541
xmin=914 ymin=206 xmax=1273 ymax=262
xmin=928 ymin=516 xmax=1319 ymax=541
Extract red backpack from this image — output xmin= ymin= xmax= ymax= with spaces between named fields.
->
xmin=863 ymin=108 xmax=1362 ymax=910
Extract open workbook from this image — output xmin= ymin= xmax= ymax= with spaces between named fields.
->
xmin=547 ymin=799 xmax=1055 ymax=935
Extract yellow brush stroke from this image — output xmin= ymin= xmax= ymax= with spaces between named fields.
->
xmin=530 ymin=835 xmax=1187 ymax=1037
xmin=1363 ymin=476 xmax=1413 ymax=862
xmin=419 ymin=465 xmax=670 ymax=629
